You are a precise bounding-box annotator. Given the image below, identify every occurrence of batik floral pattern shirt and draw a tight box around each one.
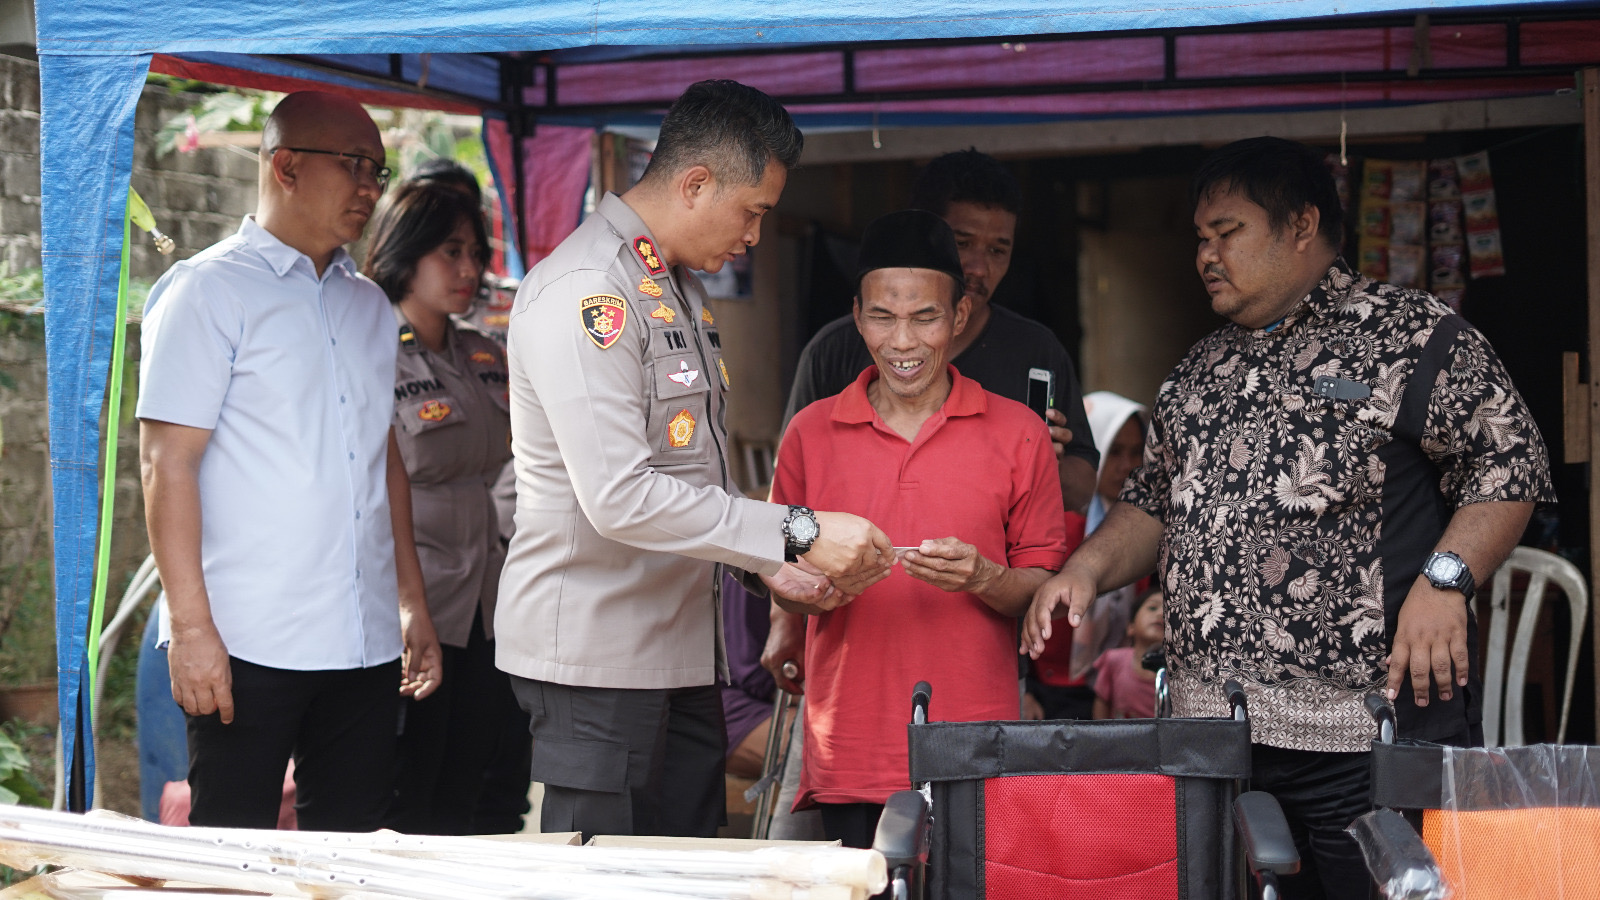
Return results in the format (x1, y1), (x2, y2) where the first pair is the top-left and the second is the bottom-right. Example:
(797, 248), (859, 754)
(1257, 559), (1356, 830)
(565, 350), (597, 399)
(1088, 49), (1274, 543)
(1123, 258), (1553, 751)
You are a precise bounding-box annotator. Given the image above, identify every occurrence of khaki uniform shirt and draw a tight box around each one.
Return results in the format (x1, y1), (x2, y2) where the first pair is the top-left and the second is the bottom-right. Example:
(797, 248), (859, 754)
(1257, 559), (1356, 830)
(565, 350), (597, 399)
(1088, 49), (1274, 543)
(498, 193), (787, 689)
(392, 311), (512, 647)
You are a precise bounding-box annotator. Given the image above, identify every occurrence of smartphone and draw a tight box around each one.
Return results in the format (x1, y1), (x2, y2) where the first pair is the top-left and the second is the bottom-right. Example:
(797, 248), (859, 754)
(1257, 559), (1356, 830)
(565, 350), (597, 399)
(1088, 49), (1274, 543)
(1026, 367), (1055, 421)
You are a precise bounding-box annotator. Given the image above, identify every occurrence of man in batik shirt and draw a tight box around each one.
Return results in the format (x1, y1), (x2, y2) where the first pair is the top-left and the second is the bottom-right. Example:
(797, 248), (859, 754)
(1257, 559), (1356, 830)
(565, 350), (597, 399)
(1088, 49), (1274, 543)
(1024, 136), (1552, 900)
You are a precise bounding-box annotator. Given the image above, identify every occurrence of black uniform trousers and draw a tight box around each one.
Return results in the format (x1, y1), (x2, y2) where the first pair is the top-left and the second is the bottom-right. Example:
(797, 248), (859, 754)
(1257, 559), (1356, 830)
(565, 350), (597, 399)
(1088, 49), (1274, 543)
(388, 608), (512, 835)
(510, 676), (726, 840)
(186, 656), (399, 831)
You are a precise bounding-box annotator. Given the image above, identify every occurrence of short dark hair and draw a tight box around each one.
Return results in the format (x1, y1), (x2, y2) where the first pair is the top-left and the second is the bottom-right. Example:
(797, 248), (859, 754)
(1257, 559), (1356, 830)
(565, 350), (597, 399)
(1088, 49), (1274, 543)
(641, 80), (804, 189)
(909, 148), (1023, 218)
(1191, 137), (1343, 249)
(407, 158), (482, 204)
(363, 180), (490, 303)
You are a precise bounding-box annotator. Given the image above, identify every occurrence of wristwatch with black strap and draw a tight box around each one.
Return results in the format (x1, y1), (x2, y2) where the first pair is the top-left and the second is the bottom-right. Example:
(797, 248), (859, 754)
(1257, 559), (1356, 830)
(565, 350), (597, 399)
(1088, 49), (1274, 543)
(1422, 551), (1476, 603)
(782, 505), (819, 563)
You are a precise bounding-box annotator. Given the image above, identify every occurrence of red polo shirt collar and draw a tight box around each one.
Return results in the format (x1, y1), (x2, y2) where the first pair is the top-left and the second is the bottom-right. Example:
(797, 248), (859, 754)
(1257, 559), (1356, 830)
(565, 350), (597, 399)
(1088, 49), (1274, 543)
(831, 365), (987, 426)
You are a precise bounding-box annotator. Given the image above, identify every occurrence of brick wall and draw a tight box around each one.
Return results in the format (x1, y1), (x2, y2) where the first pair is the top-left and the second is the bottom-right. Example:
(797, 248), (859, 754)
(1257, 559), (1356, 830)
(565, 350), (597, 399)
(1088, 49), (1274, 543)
(1, 54), (259, 601)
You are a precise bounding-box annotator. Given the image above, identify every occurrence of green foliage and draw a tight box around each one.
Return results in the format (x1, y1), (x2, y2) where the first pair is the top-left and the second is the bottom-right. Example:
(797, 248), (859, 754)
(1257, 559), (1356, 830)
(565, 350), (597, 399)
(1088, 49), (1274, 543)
(0, 558), (55, 687)
(0, 262), (43, 306)
(154, 91), (277, 158)
(0, 263), (151, 334)
(145, 73), (231, 95)
(0, 723), (47, 808)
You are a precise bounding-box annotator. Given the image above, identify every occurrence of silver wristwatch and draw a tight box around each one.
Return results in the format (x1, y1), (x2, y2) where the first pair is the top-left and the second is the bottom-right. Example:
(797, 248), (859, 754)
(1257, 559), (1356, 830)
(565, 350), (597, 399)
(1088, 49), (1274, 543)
(1422, 551), (1476, 602)
(782, 506), (820, 563)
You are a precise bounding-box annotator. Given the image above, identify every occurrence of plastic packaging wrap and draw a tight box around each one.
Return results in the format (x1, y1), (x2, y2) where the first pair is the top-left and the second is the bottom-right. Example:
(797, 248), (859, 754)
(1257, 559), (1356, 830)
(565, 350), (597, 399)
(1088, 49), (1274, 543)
(1347, 808), (1450, 900)
(1429, 744), (1600, 897)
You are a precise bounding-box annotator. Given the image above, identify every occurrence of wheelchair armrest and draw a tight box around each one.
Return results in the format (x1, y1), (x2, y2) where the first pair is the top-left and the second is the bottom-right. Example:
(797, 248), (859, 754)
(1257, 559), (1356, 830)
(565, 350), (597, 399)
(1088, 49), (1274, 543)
(1346, 808), (1448, 900)
(1234, 791), (1300, 876)
(873, 789), (931, 870)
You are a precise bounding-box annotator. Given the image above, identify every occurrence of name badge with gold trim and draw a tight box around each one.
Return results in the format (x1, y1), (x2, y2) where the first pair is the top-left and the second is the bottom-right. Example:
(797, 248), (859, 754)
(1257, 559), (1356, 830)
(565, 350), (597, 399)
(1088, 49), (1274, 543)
(666, 409), (697, 448)
(634, 236), (667, 276)
(580, 294), (628, 349)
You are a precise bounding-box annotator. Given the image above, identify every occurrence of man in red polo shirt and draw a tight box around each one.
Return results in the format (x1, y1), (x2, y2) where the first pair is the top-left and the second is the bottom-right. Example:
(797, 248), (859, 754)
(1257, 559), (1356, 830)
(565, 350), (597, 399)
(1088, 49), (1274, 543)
(770, 209), (1069, 848)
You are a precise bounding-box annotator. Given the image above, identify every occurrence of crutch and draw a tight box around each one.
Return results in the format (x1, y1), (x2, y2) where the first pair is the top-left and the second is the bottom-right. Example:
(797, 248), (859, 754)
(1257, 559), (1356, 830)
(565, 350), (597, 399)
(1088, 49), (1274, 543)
(747, 660), (801, 839)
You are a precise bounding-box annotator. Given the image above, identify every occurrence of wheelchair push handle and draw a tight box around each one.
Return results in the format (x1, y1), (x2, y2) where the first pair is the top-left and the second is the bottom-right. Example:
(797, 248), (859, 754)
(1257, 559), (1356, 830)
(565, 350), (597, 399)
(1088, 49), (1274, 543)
(1364, 693), (1396, 745)
(1224, 679), (1248, 722)
(912, 681), (932, 726)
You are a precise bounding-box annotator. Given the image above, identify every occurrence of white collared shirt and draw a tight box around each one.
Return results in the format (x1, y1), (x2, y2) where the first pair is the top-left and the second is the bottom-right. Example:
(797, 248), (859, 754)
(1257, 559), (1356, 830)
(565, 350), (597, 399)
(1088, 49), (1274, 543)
(138, 216), (402, 670)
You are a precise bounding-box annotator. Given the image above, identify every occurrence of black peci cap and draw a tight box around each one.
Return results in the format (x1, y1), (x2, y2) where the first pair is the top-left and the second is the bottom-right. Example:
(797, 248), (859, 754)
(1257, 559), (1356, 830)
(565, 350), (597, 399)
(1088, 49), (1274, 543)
(855, 209), (964, 293)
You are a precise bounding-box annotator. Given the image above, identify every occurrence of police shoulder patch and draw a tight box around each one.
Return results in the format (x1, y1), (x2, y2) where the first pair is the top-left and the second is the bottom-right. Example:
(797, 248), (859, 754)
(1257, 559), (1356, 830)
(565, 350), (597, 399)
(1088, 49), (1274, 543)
(579, 294), (628, 349)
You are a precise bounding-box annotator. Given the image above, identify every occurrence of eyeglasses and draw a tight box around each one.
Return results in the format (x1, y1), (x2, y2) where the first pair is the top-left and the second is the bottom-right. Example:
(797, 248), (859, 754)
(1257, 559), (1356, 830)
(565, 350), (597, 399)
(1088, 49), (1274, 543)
(282, 147), (392, 191)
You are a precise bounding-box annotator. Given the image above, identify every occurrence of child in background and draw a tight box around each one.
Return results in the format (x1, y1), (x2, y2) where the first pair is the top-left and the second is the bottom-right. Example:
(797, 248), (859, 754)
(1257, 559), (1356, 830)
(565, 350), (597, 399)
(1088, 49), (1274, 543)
(1092, 589), (1164, 719)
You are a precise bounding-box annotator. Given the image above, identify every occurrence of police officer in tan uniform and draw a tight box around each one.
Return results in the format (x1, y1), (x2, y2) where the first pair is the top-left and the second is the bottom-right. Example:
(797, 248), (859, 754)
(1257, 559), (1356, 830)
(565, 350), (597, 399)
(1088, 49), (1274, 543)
(364, 181), (518, 834)
(499, 80), (894, 839)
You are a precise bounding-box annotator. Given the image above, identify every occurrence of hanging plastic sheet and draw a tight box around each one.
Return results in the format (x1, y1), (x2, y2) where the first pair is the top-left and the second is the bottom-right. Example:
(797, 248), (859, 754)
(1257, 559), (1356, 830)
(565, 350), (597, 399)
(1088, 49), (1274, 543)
(1431, 744), (1600, 897)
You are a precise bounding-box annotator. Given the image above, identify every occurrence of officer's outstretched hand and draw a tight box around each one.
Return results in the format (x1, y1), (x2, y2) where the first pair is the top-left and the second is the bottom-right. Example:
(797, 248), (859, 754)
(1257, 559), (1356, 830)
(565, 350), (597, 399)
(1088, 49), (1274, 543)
(762, 561), (852, 616)
(803, 511), (894, 586)
(1022, 565), (1097, 659)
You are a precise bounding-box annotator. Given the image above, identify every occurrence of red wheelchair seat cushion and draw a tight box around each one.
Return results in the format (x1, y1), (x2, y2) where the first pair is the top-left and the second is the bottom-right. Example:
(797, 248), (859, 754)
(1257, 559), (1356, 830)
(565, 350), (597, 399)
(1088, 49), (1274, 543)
(982, 772), (1178, 899)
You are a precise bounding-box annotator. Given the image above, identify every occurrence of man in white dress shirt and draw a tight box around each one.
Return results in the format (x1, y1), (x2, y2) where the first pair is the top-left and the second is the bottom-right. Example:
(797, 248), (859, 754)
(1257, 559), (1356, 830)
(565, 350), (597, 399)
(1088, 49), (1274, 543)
(137, 91), (442, 830)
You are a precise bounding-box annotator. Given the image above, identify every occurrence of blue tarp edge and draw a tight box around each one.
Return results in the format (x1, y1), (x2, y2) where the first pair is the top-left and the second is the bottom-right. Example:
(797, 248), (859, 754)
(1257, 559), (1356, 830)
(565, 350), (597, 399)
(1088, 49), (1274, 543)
(40, 51), (153, 808)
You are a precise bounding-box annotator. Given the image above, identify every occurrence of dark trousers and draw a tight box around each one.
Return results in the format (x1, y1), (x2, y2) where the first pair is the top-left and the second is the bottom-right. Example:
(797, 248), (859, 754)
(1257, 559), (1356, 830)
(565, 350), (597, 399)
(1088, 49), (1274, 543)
(510, 677), (726, 840)
(818, 802), (886, 849)
(471, 670), (534, 835)
(1249, 745), (1375, 900)
(186, 656), (399, 831)
(388, 611), (512, 835)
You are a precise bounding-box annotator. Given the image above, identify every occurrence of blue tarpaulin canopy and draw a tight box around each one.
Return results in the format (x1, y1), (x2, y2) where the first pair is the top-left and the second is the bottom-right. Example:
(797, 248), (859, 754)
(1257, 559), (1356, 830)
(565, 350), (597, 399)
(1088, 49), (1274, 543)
(32, 0), (1600, 807)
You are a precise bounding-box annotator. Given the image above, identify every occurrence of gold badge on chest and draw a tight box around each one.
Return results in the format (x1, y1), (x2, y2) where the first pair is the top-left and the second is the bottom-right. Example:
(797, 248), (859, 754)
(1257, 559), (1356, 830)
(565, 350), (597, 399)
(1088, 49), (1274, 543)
(667, 409), (697, 448)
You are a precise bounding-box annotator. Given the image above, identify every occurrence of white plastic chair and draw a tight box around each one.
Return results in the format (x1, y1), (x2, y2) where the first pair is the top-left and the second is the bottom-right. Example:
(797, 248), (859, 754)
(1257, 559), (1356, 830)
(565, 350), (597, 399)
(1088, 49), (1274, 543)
(1479, 546), (1589, 747)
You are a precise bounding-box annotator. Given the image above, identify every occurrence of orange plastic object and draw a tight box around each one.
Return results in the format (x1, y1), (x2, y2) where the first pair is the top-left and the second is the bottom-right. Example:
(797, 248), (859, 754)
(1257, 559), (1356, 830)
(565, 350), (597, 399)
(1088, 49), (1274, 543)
(1422, 806), (1600, 898)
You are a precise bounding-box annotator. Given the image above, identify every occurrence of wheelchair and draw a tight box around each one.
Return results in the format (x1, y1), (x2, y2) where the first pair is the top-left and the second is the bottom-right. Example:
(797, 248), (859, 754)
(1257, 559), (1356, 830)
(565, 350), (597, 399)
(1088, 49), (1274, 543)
(1351, 697), (1600, 899)
(873, 675), (1300, 900)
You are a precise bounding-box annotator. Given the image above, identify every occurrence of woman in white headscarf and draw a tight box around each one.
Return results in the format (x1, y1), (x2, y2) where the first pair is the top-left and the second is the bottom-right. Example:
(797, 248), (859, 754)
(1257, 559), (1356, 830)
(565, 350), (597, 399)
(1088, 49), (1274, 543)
(1025, 391), (1148, 718)
(1072, 391), (1149, 679)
